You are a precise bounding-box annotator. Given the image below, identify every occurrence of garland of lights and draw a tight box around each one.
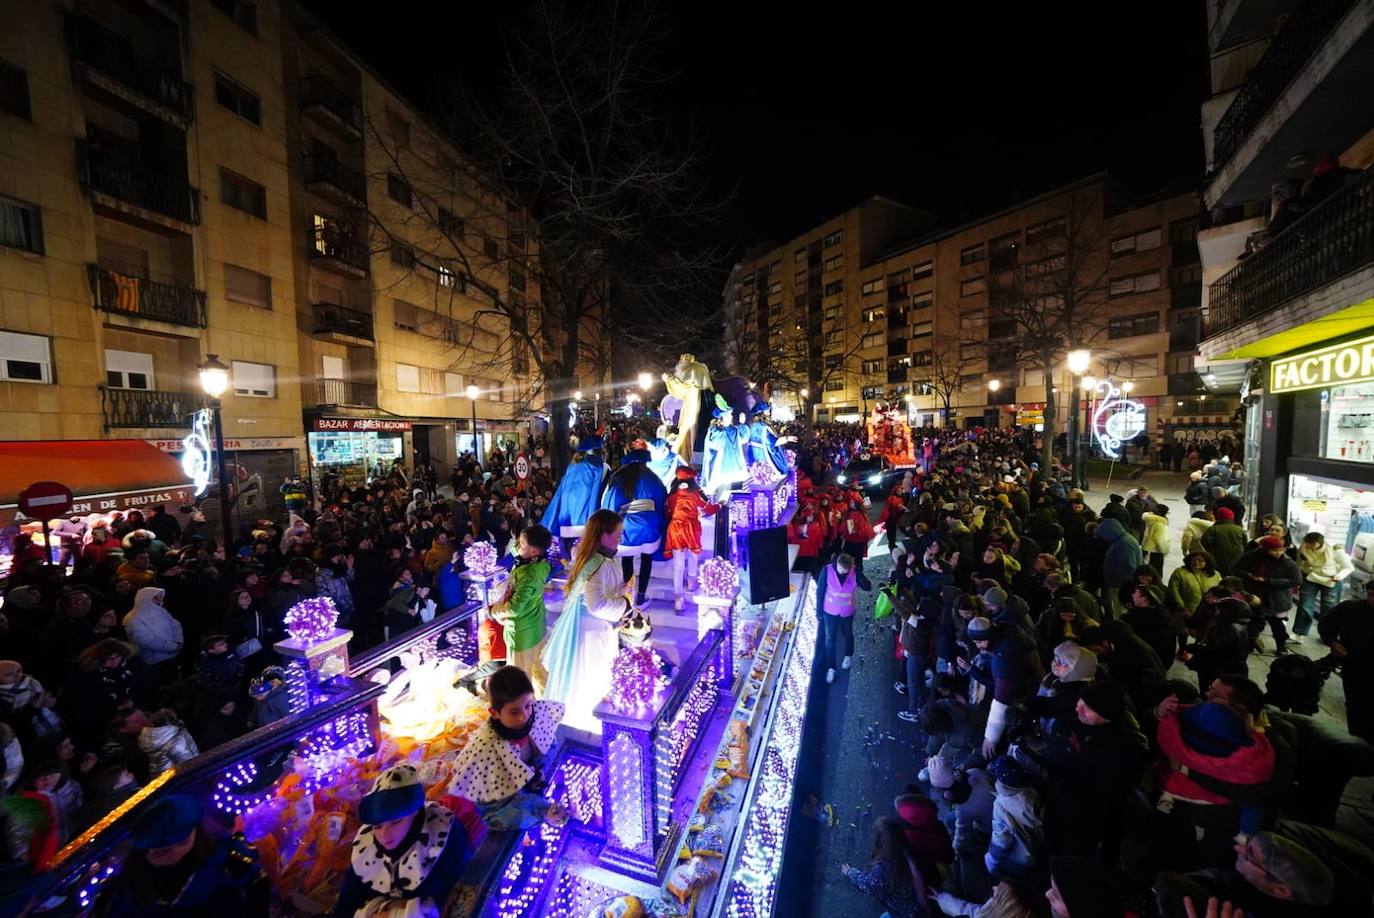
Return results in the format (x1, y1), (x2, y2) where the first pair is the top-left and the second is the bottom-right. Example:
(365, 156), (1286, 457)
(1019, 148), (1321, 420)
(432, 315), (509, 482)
(464, 540), (499, 576)
(747, 461), (777, 488)
(606, 646), (671, 716)
(212, 760), (276, 816)
(284, 595), (338, 644)
(700, 557), (741, 599)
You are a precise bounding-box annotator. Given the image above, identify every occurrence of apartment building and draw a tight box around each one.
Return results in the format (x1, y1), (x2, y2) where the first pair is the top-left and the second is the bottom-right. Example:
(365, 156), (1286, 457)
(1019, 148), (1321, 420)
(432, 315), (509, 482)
(725, 176), (1227, 444)
(1194, 0), (1374, 536)
(0, 0), (538, 529)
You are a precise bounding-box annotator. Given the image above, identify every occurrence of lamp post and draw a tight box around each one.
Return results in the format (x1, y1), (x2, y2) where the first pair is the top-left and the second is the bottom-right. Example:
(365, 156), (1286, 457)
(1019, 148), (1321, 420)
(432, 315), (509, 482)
(1066, 349), (1092, 489)
(1082, 376), (1096, 481)
(594, 391), (601, 426)
(197, 354), (234, 552)
(637, 372), (652, 392)
(466, 384), (481, 464)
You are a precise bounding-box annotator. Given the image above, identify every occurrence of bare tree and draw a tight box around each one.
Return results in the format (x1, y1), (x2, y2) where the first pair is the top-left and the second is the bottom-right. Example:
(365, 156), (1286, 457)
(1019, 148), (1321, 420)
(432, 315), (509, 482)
(910, 345), (977, 426)
(984, 188), (1114, 469)
(367, 0), (727, 472)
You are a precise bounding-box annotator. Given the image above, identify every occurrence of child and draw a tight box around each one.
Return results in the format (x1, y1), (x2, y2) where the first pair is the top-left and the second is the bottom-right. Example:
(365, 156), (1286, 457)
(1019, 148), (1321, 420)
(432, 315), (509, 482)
(663, 468), (719, 611)
(194, 634), (244, 694)
(491, 525), (554, 695)
(248, 666), (291, 727)
(138, 708), (200, 776)
(985, 755), (1043, 880)
(448, 666), (568, 831)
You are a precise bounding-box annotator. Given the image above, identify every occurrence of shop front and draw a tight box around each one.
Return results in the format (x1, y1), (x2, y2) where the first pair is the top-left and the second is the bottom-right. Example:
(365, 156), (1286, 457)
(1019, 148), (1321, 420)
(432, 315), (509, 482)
(308, 417), (410, 495)
(146, 435), (304, 533)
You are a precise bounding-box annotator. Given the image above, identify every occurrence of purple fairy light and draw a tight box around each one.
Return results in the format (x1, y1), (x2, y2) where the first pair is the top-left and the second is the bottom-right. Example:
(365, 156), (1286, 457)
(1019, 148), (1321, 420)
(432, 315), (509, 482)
(748, 461), (776, 487)
(464, 540), (499, 576)
(700, 557), (740, 599)
(284, 596), (337, 644)
(606, 646), (670, 715)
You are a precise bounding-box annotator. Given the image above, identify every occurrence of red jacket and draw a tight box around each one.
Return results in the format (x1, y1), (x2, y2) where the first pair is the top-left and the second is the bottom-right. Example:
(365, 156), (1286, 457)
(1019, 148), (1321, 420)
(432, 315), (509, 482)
(1155, 710), (1275, 805)
(788, 513), (827, 558)
(842, 510), (874, 544)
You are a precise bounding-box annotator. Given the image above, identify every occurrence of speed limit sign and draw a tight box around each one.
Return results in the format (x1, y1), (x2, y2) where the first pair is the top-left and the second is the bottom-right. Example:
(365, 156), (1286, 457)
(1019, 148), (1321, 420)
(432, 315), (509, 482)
(514, 453), (531, 481)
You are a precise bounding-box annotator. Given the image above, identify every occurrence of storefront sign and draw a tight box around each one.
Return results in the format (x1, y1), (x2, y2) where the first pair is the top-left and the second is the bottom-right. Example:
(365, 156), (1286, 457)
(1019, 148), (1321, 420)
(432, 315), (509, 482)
(147, 436), (305, 452)
(311, 418), (411, 432)
(1016, 408), (1044, 426)
(1270, 333), (1374, 394)
(1303, 499), (1328, 512)
(70, 486), (198, 515)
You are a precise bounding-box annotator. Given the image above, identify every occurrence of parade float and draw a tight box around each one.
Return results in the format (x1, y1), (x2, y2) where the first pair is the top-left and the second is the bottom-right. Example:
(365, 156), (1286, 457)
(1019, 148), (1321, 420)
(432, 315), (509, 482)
(865, 402), (916, 468)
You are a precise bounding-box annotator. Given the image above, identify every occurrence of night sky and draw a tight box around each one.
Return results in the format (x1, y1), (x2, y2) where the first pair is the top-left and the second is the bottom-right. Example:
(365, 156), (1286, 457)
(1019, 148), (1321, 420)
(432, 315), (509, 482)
(306, 1), (1209, 252)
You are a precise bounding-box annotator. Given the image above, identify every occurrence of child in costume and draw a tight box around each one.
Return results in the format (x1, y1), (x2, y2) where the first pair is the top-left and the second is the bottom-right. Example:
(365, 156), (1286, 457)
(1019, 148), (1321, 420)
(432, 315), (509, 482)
(491, 525), (554, 695)
(448, 666), (568, 831)
(701, 402), (749, 498)
(664, 468), (719, 611)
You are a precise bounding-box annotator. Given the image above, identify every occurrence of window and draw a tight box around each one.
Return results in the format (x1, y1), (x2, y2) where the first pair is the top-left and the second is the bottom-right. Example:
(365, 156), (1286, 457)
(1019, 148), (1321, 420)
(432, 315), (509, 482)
(823, 230), (843, 248)
(862, 386), (883, 400)
(396, 363), (421, 393)
(445, 372), (464, 397)
(387, 173), (413, 208)
(438, 208), (464, 238)
(1110, 227), (1162, 256)
(823, 304), (843, 322)
(824, 378), (844, 392)
(104, 350), (153, 390)
(0, 330), (51, 383)
(824, 255), (843, 272)
(794, 270), (807, 285)
(960, 311), (985, 335)
(386, 109), (411, 149)
(988, 317), (1017, 339)
(211, 0), (257, 34)
(911, 351), (933, 367)
(1169, 218), (1199, 244)
(0, 60), (31, 120)
(224, 263), (271, 307)
(394, 300), (418, 331)
(0, 195), (42, 254)
(825, 355), (843, 370)
(231, 360), (274, 397)
(1167, 352), (1196, 374)
(321, 355), (346, 380)
(861, 277), (884, 295)
(1107, 311), (1161, 339)
(219, 168), (266, 218)
(911, 320), (933, 339)
(910, 261), (933, 283)
(1109, 270), (1162, 297)
(742, 273), (755, 286)
(437, 264), (459, 288)
(862, 359), (885, 375)
(1173, 264), (1203, 286)
(823, 280), (843, 297)
(390, 240), (415, 269)
(769, 281), (782, 295)
(213, 72), (260, 125)
(960, 243), (984, 266)
(1025, 216), (1065, 244)
(961, 342), (985, 361)
(910, 293), (932, 313)
(861, 331), (883, 349)
(769, 260), (781, 275)
(862, 307), (885, 323)
(1118, 354), (1159, 377)
(960, 276), (986, 297)
(483, 235), (499, 260)
(1026, 253), (1065, 277)
(794, 248), (806, 263)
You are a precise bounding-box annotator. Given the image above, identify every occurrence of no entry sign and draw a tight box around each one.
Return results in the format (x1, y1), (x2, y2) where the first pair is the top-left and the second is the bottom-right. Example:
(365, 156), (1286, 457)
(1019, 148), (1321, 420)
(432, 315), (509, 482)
(18, 481), (74, 521)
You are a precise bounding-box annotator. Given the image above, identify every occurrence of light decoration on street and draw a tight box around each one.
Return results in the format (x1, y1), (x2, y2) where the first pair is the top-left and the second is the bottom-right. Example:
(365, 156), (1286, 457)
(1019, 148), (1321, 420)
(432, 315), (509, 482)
(700, 557), (741, 599)
(180, 408), (213, 497)
(1089, 380), (1146, 461)
(605, 645), (671, 716)
(607, 730), (646, 850)
(655, 660), (720, 828)
(464, 540), (499, 576)
(212, 760), (275, 816)
(295, 712), (374, 791)
(283, 596), (337, 644)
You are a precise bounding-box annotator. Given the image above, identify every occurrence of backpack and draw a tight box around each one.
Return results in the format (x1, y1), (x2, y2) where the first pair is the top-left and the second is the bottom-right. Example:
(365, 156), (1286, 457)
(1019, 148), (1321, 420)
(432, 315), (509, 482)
(1265, 653), (1340, 715)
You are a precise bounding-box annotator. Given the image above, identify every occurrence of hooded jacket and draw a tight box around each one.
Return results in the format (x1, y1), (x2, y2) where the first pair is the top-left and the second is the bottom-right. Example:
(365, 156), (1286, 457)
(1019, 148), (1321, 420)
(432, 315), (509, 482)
(600, 451), (668, 550)
(122, 588), (183, 666)
(1180, 517), (1213, 558)
(1140, 512), (1170, 554)
(1156, 709), (1275, 807)
(1234, 549), (1302, 616)
(138, 722), (200, 775)
(1168, 566), (1222, 616)
(987, 782), (1043, 875)
(1094, 519), (1142, 588)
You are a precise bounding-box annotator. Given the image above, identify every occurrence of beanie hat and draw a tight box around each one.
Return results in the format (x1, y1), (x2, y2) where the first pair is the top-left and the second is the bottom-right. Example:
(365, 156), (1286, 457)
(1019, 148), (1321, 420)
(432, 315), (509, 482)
(1258, 535), (1284, 550)
(130, 795), (202, 849)
(989, 755), (1027, 789)
(1051, 856), (1122, 918)
(359, 764), (427, 825)
(981, 586), (1008, 608)
(966, 616), (995, 641)
(1214, 507), (1235, 522)
(1053, 641), (1098, 683)
(925, 755), (956, 789)
(1179, 702), (1252, 757)
(1079, 678), (1125, 722)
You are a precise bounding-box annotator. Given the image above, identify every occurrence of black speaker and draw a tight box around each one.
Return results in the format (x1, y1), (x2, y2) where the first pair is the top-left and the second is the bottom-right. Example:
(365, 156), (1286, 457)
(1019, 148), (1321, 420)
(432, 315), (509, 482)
(743, 524), (790, 605)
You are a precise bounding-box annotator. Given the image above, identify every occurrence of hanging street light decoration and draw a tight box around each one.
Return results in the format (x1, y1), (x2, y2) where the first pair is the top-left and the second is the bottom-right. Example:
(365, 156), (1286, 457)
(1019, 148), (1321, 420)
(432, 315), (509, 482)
(1089, 380), (1146, 461)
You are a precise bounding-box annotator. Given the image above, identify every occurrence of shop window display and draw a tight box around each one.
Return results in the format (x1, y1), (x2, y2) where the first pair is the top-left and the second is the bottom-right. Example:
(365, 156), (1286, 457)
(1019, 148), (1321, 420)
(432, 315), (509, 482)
(1320, 382), (1374, 463)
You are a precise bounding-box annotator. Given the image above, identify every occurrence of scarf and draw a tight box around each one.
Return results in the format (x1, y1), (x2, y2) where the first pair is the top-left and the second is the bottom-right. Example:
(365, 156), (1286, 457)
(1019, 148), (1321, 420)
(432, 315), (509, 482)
(489, 707), (537, 743)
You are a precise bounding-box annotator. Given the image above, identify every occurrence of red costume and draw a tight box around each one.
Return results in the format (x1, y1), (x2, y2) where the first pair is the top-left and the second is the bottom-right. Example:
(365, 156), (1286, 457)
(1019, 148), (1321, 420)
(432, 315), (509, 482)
(664, 468), (718, 557)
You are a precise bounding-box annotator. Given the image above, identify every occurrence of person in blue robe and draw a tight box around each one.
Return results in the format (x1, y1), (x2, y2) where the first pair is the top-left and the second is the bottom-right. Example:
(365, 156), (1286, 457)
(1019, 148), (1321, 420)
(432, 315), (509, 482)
(541, 437), (607, 536)
(702, 405), (749, 498)
(742, 402), (790, 477)
(647, 429), (684, 489)
(600, 447), (667, 606)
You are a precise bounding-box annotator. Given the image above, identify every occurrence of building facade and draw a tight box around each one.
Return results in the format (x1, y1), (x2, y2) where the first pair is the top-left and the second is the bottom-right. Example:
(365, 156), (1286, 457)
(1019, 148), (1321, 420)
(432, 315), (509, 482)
(0, 0), (541, 531)
(1194, 0), (1374, 548)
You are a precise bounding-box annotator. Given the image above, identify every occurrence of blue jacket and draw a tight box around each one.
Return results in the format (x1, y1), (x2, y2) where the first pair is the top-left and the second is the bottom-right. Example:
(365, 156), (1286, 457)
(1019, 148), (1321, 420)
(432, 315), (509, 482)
(1095, 518), (1143, 588)
(601, 453), (667, 549)
(541, 455), (605, 532)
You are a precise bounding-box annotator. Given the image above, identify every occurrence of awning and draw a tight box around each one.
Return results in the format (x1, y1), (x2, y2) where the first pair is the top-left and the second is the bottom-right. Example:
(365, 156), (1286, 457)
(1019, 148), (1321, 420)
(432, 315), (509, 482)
(0, 440), (194, 519)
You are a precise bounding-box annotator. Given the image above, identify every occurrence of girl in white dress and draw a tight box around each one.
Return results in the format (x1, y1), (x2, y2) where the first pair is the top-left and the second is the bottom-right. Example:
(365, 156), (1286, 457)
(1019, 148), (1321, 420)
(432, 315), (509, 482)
(541, 509), (631, 732)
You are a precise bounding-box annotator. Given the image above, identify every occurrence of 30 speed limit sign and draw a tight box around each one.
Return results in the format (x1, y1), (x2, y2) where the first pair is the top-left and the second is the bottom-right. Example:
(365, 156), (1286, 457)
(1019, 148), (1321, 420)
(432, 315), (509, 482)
(514, 453), (531, 481)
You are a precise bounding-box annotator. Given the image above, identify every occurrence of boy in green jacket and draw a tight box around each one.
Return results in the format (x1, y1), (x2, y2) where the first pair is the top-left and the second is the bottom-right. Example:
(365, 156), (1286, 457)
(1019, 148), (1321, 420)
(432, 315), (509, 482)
(493, 524), (554, 695)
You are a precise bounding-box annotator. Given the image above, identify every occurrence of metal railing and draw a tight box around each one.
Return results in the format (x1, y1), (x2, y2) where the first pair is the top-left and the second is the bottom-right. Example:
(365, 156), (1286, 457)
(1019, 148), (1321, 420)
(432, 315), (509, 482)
(303, 153), (367, 202)
(303, 378), (378, 407)
(309, 223), (370, 274)
(300, 76), (362, 134)
(100, 387), (203, 428)
(76, 140), (200, 224)
(1207, 167), (1373, 336)
(312, 302), (374, 340)
(1212, 0), (1356, 169)
(64, 11), (194, 122)
(87, 263), (206, 327)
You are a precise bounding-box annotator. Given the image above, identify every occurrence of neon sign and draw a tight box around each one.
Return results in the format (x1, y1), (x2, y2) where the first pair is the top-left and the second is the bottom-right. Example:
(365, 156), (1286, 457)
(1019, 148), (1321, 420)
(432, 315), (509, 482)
(1090, 381), (1145, 461)
(181, 408), (213, 497)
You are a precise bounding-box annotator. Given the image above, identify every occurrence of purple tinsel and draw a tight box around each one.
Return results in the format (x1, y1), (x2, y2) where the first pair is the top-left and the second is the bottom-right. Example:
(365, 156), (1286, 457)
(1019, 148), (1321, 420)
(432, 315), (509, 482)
(699, 557), (740, 599)
(284, 596), (338, 644)
(548, 535), (563, 560)
(606, 645), (670, 715)
(748, 461), (777, 487)
(464, 540), (499, 576)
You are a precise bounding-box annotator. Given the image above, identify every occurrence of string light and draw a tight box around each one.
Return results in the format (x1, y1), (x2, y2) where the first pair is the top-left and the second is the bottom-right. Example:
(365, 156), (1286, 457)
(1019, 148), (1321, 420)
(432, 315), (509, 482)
(605, 646), (670, 716)
(212, 760), (275, 816)
(700, 557), (740, 599)
(607, 730), (646, 850)
(747, 461), (777, 488)
(464, 540), (499, 576)
(283, 595), (338, 644)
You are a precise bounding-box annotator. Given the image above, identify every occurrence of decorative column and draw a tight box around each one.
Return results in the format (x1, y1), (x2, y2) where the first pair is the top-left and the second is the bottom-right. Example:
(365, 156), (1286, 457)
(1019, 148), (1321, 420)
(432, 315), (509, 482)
(697, 557), (741, 692)
(459, 541), (503, 662)
(274, 596), (352, 713)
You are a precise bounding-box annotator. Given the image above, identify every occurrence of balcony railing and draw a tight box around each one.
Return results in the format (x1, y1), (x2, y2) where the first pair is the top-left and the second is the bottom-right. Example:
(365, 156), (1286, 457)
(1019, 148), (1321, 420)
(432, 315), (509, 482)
(300, 76), (362, 139)
(312, 303), (374, 340)
(76, 140), (200, 225)
(1207, 167), (1374, 337)
(303, 154), (366, 205)
(101, 387), (203, 429)
(87, 264), (206, 327)
(1212, 0), (1356, 169)
(64, 11), (194, 123)
(309, 224), (369, 276)
(303, 379), (377, 407)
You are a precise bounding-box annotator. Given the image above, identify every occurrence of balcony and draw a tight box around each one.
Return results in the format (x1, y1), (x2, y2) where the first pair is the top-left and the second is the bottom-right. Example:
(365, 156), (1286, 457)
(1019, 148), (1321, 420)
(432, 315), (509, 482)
(887, 284), (909, 305)
(300, 76), (363, 141)
(886, 310), (908, 329)
(76, 140), (200, 227)
(1209, 0), (1302, 53)
(87, 264), (206, 328)
(1207, 167), (1373, 337)
(1171, 239), (1201, 265)
(1206, 0), (1374, 207)
(887, 339), (909, 357)
(887, 368), (909, 385)
(64, 11), (194, 127)
(310, 223), (369, 277)
(101, 387), (202, 429)
(1171, 283), (1203, 310)
(989, 250), (1018, 273)
(304, 154), (366, 207)
(304, 378), (378, 408)
(312, 303), (374, 343)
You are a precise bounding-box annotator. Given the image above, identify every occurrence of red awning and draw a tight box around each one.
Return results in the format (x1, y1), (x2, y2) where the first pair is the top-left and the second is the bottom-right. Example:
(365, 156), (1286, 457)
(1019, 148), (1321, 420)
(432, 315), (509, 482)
(0, 440), (193, 517)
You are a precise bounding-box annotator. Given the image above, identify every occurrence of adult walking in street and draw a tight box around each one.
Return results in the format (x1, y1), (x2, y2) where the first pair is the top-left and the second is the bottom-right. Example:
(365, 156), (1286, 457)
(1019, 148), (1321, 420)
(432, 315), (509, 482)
(814, 551), (872, 685)
(1319, 579), (1374, 741)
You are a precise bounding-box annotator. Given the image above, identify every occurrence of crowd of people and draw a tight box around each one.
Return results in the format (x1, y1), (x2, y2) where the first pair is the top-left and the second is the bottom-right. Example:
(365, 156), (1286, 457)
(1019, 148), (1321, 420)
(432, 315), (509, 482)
(794, 423), (1374, 917)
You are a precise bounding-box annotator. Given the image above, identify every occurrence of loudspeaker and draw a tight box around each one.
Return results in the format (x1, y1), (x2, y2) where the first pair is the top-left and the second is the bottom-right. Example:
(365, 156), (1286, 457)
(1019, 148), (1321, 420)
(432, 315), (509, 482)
(743, 524), (790, 605)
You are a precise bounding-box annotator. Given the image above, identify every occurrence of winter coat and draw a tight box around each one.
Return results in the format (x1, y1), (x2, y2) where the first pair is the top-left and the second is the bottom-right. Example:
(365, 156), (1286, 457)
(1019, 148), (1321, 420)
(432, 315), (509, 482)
(1094, 519), (1142, 588)
(1058, 506), (1095, 558)
(139, 723), (200, 775)
(1200, 521), (1247, 576)
(787, 513), (827, 559)
(1045, 715), (1147, 853)
(1168, 566), (1221, 616)
(1297, 542), (1355, 588)
(986, 783), (1043, 876)
(252, 685), (292, 727)
(1234, 549), (1302, 616)
(1189, 598), (1252, 680)
(1156, 710), (1275, 808)
(1095, 620), (1166, 697)
(1184, 480), (1211, 506)
(1141, 512), (1170, 554)
(314, 566), (356, 626)
(1053, 583), (1102, 622)
(1123, 602), (1176, 669)
(122, 588), (183, 665)
(1180, 517), (1213, 557)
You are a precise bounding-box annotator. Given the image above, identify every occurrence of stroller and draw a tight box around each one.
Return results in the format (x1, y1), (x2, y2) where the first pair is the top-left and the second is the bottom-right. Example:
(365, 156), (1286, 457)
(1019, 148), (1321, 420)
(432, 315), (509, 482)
(1265, 653), (1341, 715)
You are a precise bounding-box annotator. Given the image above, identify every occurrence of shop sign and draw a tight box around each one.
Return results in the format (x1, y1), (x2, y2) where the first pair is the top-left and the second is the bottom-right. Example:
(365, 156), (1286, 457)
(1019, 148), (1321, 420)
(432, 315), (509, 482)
(147, 436), (304, 452)
(311, 418), (411, 432)
(1016, 408), (1044, 426)
(1270, 333), (1374, 394)
(1303, 499), (1328, 512)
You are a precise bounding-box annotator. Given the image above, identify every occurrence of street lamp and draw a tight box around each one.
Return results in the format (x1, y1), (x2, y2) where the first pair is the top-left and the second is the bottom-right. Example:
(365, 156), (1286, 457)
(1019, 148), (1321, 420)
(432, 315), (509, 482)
(573, 389), (583, 401)
(1065, 349), (1092, 489)
(197, 354), (234, 552)
(637, 372), (652, 391)
(1122, 380), (1135, 393)
(594, 391), (601, 426)
(988, 379), (1001, 392)
(466, 383), (481, 463)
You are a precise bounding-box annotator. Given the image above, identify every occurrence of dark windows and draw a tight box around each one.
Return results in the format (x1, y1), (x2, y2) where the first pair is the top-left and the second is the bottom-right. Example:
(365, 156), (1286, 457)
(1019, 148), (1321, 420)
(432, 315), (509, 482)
(823, 280), (843, 297)
(0, 195), (42, 253)
(438, 208), (464, 238)
(1107, 311), (1161, 339)
(214, 72), (260, 125)
(1025, 216), (1065, 244)
(386, 173), (413, 208)
(219, 168), (266, 218)
(224, 263), (271, 307)
(0, 59), (30, 120)
(211, 0), (257, 34)
(959, 243), (984, 266)
(390, 240), (415, 269)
